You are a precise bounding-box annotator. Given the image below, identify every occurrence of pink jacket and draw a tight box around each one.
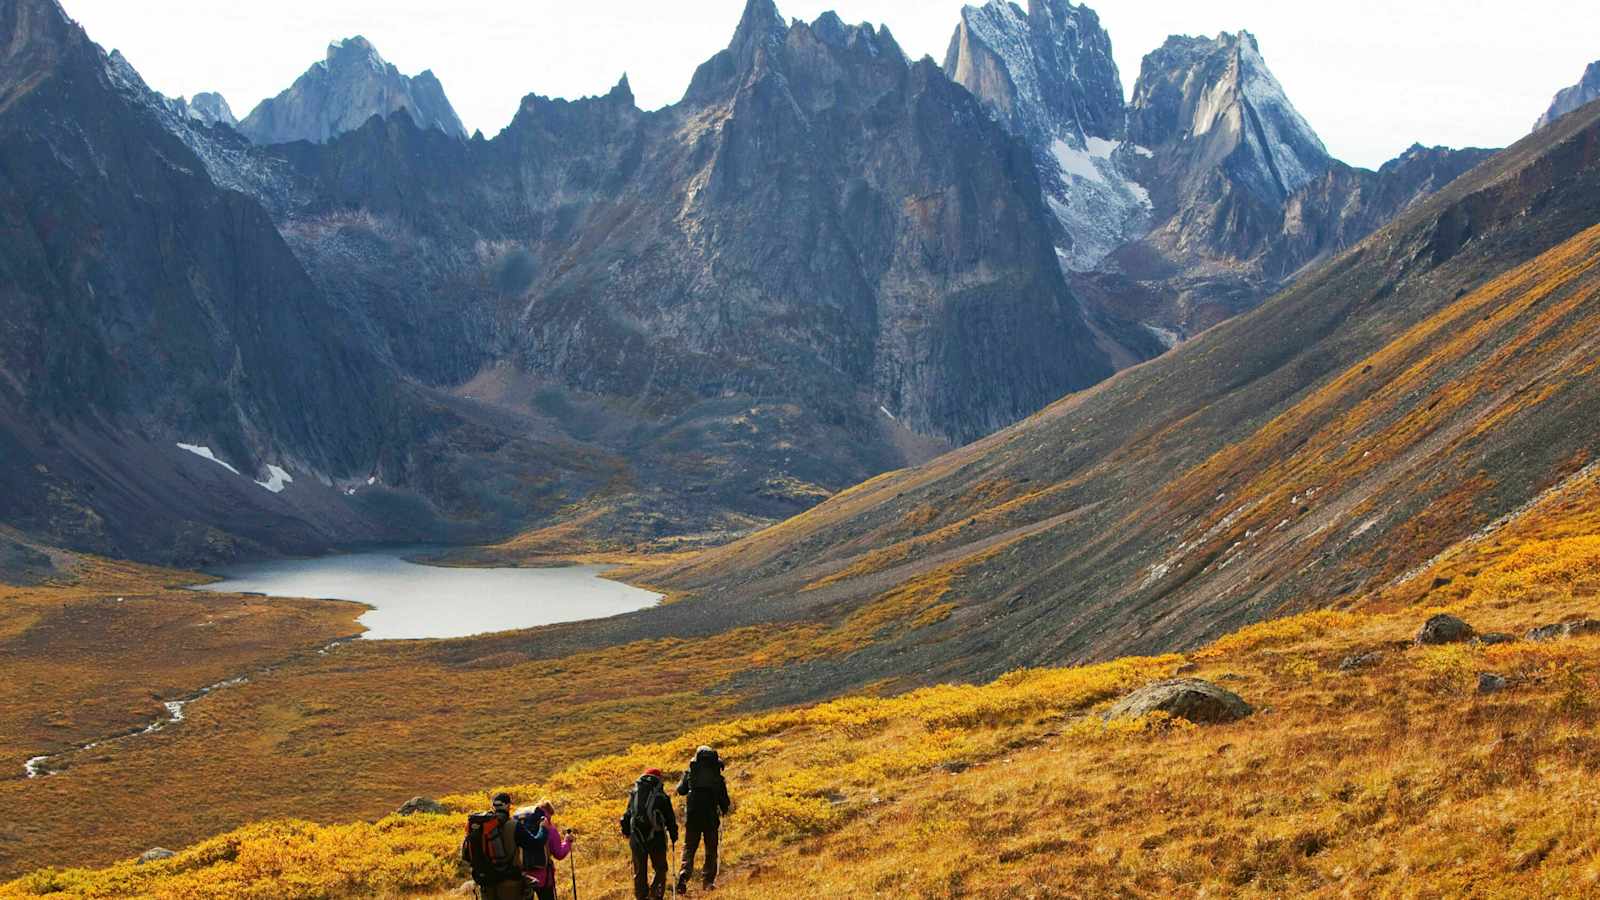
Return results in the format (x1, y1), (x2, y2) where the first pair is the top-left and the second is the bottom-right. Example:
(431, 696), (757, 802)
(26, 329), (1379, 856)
(546, 824), (572, 862)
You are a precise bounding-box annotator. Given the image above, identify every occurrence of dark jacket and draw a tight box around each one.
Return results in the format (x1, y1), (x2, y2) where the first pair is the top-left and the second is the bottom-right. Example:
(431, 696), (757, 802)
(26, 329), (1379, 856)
(619, 776), (678, 847)
(514, 811), (572, 886)
(676, 750), (732, 827)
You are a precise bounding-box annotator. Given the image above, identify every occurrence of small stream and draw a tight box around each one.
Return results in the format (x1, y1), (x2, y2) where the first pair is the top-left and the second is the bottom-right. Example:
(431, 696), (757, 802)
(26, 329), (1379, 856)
(23, 552), (661, 779)
(24, 675), (249, 778)
(21, 644), (343, 779)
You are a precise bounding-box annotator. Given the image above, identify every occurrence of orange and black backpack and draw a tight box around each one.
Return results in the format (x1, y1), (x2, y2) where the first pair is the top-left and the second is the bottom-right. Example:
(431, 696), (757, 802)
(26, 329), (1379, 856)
(462, 811), (518, 886)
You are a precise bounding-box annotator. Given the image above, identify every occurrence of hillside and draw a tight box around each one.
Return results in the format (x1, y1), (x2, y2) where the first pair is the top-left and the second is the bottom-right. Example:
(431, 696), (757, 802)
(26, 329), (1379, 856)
(643, 95), (1600, 701)
(8, 459), (1600, 897)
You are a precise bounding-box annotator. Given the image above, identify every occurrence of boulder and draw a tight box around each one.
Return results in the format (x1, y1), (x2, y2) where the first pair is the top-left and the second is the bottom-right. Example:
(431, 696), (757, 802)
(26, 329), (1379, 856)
(449, 880), (478, 896)
(396, 796), (448, 816)
(1475, 632), (1516, 646)
(1526, 619), (1600, 642)
(137, 848), (175, 865)
(1338, 650), (1385, 672)
(1477, 673), (1509, 695)
(1103, 679), (1253, 725)
(1416, 614), (1475, 645)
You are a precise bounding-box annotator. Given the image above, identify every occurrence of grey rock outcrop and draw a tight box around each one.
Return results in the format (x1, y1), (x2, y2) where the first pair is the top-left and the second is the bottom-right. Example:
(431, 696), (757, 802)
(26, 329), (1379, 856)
(1526, 620), (1600, 642)
(1338, 650), (1385, 672)
(397, 796), (448, 816)
(1477, 673), (1508, 695)
(1103, 678), (1253, 724)
(137, 848), (175, 864)
(239, 36), (466, 144)
(1416, 614), (1475, 645)
(1534, 60), (1600, 131)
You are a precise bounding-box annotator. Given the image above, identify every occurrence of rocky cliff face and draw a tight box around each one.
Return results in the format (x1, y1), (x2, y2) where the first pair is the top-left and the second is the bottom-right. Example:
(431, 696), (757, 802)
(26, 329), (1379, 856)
(1130, 31), (1330, 208)
(238, 36), (466, 145)
(1534, 60), (1600, 131)
(944, 0), (1148, 272)
(286, 0), (1111, 438)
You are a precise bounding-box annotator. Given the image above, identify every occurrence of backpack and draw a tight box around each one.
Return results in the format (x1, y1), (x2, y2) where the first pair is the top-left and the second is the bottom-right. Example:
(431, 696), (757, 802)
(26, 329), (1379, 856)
(462, 811), (518, 885)
(627, 774), (667, 842)
(515, 811), (552, 886)
(689, 749), (723, 792)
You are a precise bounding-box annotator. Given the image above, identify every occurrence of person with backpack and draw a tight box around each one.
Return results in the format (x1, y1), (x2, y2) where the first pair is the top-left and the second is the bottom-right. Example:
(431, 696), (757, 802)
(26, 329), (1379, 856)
(513, 800), (575, 900)
(675, 746), (732, 894)
(619, 768), (678, 900)
(462, 792), (523, 899)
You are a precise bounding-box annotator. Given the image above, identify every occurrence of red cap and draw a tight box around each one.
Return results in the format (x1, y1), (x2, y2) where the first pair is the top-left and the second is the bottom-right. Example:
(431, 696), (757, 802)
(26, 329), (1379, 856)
(644, 768), (663, 778)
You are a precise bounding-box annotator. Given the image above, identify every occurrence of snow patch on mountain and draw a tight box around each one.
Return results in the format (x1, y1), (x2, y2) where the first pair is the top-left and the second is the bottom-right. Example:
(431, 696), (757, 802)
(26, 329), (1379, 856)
(256, 465), (294, 493)
(1044, 135), (1151, 270)
(177, 443), (240, 476)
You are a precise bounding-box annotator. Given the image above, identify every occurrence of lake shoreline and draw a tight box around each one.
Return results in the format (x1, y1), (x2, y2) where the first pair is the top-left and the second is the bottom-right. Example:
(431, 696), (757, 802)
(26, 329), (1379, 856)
(191, 549), (664, 641)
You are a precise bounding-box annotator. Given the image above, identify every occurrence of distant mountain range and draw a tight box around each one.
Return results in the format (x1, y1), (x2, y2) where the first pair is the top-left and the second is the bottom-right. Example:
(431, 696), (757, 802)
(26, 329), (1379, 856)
(0, 0), (1577, 568)
(945, 1), (1495, 338)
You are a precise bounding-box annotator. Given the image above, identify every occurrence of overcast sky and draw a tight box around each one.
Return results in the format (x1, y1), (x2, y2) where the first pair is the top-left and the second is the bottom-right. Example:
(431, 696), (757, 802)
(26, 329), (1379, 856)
(59, 0), (1599, 169)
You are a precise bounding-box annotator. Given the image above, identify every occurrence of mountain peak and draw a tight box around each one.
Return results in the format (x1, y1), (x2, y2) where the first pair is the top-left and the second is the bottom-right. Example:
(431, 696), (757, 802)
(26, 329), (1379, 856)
(947, 0), (1124, 144)
(1131, 29), (1328, 199)
(185, 91), (237, 128)
(731, 0), (787, 65)
(608, 72), (634, 105)
(240, 35), (465, 144)
(1533, 59), (1600, 131)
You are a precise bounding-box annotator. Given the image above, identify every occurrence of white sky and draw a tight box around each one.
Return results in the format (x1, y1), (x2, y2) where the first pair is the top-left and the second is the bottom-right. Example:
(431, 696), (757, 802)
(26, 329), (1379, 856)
(59, 0), (1600, 169)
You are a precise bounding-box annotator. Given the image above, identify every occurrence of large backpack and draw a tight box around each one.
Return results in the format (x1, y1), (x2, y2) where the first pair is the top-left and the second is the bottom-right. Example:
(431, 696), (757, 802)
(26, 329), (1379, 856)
(462, 811), (518, 885)
(689, 749), (723, 792)
(627, 774), (668, 842)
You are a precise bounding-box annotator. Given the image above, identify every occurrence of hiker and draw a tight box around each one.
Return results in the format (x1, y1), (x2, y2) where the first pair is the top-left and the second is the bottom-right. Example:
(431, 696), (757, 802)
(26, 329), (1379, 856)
(619, 768), (678, 900)
(675, 745), (732, 894)
(514, 800), (575, 900)
(463, 792), (523, 899)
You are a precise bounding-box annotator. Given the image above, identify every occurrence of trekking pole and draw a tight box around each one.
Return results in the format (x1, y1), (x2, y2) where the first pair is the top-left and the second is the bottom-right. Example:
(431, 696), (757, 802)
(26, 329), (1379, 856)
(670, 836), (677, 900)
(569, 844), (579, 900)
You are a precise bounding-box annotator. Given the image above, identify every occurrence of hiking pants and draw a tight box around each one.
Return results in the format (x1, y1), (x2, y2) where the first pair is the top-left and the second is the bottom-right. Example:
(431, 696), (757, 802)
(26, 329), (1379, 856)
(631, 839), (669, 900)
(678, 820), (720, 887)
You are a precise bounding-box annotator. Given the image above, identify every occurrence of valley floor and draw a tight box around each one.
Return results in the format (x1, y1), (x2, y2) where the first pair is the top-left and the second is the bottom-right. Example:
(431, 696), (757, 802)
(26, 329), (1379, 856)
(6, 466), (1600, 898)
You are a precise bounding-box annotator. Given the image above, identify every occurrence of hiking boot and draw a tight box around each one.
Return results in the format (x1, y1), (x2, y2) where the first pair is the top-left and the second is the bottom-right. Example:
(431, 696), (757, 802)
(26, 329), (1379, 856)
(675, 877), (690, 895)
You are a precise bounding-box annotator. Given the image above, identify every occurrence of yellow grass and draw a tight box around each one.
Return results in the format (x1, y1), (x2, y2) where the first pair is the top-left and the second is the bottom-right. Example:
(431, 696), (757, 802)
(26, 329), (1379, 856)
(11, 474), (1600, 898)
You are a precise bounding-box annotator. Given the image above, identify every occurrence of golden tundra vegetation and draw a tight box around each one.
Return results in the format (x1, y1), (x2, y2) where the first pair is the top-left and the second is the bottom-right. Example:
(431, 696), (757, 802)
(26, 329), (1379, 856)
(6, 459), (1600, 898)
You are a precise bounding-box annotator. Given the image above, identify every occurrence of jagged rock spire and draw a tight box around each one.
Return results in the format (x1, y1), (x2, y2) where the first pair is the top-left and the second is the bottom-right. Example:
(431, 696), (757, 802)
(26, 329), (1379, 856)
(730, 0), (786, 66)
